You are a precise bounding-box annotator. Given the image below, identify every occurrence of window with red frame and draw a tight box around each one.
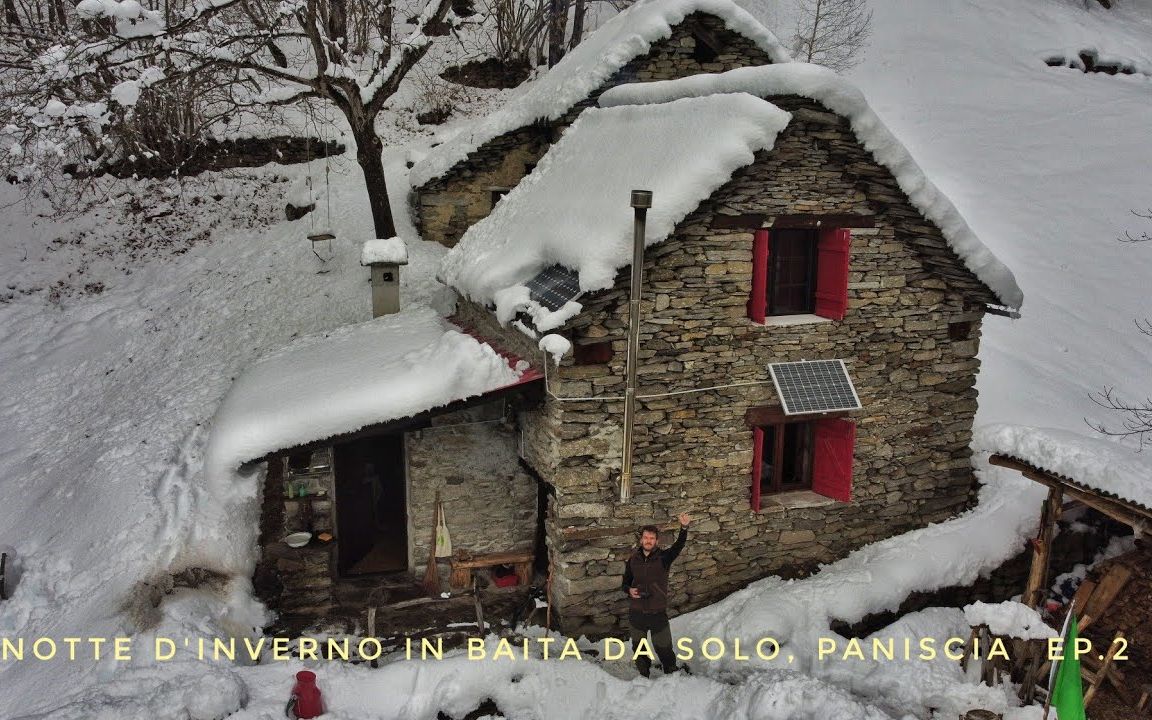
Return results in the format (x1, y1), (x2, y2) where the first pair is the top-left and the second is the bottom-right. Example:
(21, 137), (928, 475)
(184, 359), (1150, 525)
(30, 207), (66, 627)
(747, 227), (851, 322)
(751, 417), (855, 511)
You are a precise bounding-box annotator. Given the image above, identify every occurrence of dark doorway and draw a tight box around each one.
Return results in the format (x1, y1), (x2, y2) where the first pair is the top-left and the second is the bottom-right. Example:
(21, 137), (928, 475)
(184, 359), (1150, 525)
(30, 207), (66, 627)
(334, 434), (408, 575)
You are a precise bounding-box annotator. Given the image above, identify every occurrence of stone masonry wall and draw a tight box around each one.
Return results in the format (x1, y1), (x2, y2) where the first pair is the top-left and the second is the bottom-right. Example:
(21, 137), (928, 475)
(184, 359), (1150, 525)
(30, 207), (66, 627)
(415, 13), (776, 247)
(405, 404), (539, 578)
(458, 98), (1002, 635)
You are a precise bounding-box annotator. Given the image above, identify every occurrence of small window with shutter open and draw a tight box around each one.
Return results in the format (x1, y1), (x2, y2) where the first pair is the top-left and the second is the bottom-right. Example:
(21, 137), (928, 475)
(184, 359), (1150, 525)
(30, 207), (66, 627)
(747, 227), (852, 323)
(751, 418), (855, 511)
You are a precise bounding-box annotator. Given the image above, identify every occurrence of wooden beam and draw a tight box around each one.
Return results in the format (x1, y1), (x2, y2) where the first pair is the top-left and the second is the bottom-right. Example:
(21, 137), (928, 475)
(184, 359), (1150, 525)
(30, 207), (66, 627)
(1023, 485), (1062, 609)
(711, 213), (878, 230)
(744, 405), (855, 427)
(988, 455), (1152, 527)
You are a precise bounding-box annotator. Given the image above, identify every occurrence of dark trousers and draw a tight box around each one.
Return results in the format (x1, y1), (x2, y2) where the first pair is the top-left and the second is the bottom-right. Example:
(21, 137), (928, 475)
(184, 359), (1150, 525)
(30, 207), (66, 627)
(628, 610), (677, 676)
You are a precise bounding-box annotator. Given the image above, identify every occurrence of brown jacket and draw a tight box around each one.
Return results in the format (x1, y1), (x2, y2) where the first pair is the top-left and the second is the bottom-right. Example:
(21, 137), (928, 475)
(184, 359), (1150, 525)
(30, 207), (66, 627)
(621, 527), (687, 613)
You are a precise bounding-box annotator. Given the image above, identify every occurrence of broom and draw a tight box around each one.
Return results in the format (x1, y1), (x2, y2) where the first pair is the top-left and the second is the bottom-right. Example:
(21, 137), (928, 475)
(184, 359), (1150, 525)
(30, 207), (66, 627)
(421, 490), (442, 596)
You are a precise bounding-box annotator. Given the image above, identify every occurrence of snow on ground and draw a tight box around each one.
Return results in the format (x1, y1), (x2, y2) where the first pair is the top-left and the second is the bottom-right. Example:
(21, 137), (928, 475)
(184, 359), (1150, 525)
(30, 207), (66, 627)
(0, 147), (452, 715)
(832, 0), (1152, 435)
(2, 0), (1152, 717)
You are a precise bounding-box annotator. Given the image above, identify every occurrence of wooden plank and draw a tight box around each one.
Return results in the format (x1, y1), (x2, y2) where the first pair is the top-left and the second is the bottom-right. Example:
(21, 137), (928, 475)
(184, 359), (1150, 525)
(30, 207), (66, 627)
(772, 214), (877, 229)
(710, 214), (878, 230)
(452, 551), (534, 569)
(1082, 565), (1132, 629)
(1023, 485), (1062, 608)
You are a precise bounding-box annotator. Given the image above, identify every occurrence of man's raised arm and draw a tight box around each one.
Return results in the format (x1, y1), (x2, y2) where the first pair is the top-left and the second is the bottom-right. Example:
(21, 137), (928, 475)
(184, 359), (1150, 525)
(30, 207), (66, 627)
(663, 513), (691, 567)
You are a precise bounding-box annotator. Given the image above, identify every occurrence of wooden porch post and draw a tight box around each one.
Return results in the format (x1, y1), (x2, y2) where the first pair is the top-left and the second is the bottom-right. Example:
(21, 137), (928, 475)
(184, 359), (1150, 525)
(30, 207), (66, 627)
(1023, 486), (1063, 608)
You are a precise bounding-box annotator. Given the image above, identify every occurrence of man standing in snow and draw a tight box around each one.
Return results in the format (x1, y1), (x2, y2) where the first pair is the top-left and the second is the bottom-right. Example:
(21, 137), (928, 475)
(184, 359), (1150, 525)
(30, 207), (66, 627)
(621, 512), (691, 677)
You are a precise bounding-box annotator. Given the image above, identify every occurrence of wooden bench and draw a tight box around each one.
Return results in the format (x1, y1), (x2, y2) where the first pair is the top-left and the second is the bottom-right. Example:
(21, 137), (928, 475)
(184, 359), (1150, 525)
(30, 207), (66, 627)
(450, 550), (533, 590)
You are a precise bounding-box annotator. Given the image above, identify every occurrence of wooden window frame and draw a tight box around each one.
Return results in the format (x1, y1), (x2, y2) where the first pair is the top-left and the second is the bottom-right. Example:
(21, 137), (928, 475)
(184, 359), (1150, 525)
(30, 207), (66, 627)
(747, 226), (852, 323)
(756, 421), (815, 495)
(767, 228), (819, 316)
(747, 407), (856, 510)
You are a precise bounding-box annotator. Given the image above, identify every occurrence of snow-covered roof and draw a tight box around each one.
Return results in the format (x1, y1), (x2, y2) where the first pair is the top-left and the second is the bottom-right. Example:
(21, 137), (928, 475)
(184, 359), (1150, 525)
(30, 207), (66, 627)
(361, 237), (408, 265)
(408, 0), (791, 188)
(598, 64), (1024, 309)
(203, 306), (533, 480)
(439, 93), (792, 324)
(975, 423), (1152, 513)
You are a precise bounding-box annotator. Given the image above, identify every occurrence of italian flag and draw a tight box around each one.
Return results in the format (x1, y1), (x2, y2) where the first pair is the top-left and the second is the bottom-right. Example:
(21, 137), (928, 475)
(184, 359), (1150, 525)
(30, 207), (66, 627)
(1048, 608), (1086, 720)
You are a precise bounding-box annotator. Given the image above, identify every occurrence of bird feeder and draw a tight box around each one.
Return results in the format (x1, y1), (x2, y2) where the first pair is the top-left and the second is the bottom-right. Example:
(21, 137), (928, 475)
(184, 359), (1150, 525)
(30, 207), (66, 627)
(361, 237), (408, 317)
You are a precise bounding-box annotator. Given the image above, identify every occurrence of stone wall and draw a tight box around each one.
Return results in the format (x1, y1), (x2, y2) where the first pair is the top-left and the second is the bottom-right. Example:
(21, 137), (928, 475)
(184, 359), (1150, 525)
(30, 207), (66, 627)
(255, 406), (540, 628)
(456, 98), (1004, 635)
(254, 451), (338, 626)
(414, 13), (776, 247)
(406, 403), (540, 577)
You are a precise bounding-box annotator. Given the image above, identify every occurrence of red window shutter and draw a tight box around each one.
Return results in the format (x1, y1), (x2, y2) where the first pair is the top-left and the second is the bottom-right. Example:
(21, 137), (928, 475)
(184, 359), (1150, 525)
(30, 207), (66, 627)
(811, 419), (855, 502)
(814, 228), (850, 320)
(747, 230), (770, 323)
(750, 427), (764, 511)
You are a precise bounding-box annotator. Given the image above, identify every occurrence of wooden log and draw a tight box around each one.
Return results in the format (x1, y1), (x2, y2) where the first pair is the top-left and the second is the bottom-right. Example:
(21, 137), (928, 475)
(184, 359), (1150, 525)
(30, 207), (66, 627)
(1023, 486), (1063, 608)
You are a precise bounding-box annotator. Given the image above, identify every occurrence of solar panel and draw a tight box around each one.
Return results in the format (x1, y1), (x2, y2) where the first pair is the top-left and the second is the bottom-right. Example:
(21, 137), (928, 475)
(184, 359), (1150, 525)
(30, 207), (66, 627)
(524, 264), (582, 311)
(768, 359), (862, 416)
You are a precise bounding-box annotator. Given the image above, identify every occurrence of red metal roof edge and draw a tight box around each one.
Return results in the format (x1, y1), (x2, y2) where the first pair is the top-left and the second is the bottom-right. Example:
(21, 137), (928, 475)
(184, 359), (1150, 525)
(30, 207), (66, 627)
(449, 320), (545, 387)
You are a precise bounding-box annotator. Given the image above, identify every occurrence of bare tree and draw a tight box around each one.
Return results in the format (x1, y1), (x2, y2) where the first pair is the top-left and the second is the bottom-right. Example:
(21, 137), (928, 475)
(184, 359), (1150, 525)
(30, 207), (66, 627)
(791, 0), (872, 72)
(546, 0), (570, 66)
(1088, 209), (1152, 445)
(489, 0), (548, 65)
(0, 0), (455, 238)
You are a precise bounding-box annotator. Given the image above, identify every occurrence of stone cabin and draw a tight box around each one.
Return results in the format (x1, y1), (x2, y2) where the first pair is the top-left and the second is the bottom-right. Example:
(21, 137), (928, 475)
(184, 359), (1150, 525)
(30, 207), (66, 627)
(408, 0), (791, 248)
(437, 64), (1023, 634)
(207, 306), (550, 634)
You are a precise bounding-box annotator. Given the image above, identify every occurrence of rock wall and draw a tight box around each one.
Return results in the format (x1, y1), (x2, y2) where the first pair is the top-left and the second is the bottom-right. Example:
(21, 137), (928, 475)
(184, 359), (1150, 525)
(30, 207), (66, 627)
(406, 404), (540, 577)
(254, 404), (540, 630)
(456, 98), (1002, 635)
(414, 13), (776, 247)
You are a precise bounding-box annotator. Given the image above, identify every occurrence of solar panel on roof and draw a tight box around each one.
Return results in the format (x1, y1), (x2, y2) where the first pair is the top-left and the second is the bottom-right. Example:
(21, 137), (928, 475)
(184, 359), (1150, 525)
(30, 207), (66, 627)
(768, 360), (862, 416)
(525, 264), (582, 311)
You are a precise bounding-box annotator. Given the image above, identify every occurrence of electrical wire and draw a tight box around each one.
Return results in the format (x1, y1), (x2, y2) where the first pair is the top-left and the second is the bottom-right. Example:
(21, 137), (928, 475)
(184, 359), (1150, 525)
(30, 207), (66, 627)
(540, 351), (774, 402)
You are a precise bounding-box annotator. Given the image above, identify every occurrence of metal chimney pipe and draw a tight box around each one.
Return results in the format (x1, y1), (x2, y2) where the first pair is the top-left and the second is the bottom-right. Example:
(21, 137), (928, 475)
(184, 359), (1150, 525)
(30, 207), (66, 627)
(620, 189), (652, 504)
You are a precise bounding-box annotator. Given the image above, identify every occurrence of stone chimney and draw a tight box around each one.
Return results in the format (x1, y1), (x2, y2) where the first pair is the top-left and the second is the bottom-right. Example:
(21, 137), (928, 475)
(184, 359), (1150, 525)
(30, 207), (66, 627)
(361, 237), (408, 317)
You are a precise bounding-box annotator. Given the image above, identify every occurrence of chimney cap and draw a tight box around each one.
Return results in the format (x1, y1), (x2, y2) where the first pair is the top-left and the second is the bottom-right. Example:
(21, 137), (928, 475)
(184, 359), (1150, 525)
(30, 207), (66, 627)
(630, 190), (653, 209)
(361, 237), (409, 267)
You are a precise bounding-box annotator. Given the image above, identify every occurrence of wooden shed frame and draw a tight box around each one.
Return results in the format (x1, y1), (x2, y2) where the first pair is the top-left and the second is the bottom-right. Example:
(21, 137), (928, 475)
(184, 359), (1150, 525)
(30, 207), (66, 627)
(988, 454), (1152, 608)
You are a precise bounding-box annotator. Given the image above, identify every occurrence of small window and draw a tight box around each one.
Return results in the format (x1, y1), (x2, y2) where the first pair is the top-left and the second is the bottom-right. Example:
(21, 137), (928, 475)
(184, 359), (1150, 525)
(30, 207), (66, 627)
(757, 422), (815, 494)
(769, 229), (818, 315)
(948, 321), (973, 341)
(692, 36), (719, 64)
(751, 418), (855, 510)
(490, 188), (511, 209)
(573, 341), (613, 365)
(747, 227), (851, 322)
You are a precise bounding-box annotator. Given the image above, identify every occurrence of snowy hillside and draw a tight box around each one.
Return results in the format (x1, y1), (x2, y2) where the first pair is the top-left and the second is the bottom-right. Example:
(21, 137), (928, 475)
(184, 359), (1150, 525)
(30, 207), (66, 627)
(1, 0), (1151, 717)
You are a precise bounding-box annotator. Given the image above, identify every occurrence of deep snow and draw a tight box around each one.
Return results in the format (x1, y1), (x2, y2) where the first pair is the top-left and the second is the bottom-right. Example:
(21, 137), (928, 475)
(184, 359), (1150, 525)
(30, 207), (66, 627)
(1, 0), (1151, 717)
